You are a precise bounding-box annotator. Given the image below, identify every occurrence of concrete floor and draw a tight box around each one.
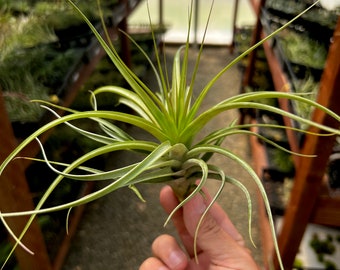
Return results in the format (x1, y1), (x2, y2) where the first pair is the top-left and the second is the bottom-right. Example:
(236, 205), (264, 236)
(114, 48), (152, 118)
(62, 46), (264, 269)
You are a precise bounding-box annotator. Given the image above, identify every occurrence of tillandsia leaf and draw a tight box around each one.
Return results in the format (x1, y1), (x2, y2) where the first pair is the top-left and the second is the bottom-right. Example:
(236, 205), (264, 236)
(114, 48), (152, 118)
(186, 0), (321, 125)
(189, 163), (254, 246)
(165, 158), (209, 224)
(210, 169), (254, 247)
(0, 141), (175, 267)
(199, 119), (238, 162)
(2, 141), (174, 218)
(91, 86), (158, 123)
(199, 128), (316, 158)
(188, 144), (284, 268)
(66, 0), (172, 128)
(182, 0), (215, 126)
(41, 105), (122, 145)
(15, 157), (105, 176)
(19, 156), (178, 185)
(192, 174), (254, 263)
(118, 28), (165, 98)
(199, 137), (225, 162)
(128, 184), (146, 202)
(193, 173), (226, 263)
(0, 212), (34, 256)
(0, 140), (173, 269)
(0, 212), (33, 270)
(66, 208), (73, 235)
(192, 163), (255, 252)
(182, 93), (340, 145)
(199, 122), (335, 147)
(53, 93), (135, 142)
(36, 138), (163, 182)
(0, 110), (167, 176)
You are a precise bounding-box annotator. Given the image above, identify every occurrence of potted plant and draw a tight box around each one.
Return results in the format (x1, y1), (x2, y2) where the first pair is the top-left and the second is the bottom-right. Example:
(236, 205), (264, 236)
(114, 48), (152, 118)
(0, 0), (339, 269)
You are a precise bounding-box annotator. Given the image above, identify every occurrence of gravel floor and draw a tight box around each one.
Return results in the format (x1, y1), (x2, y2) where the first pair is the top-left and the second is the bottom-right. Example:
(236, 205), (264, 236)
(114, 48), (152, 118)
(62, 46), (264, 270)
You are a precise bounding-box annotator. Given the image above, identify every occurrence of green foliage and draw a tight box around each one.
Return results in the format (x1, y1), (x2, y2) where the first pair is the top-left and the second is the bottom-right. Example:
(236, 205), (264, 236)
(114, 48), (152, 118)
(278, 29), (328, 69)
(266, 0), (338, 29)
(0, 45), (83, 122)
(310, 233), (338, 270)
(292, 74), (320, 129)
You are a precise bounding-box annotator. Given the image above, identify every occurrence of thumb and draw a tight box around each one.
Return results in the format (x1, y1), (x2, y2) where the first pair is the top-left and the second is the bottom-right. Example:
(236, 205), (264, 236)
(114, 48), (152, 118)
(182, 193), (248, 267)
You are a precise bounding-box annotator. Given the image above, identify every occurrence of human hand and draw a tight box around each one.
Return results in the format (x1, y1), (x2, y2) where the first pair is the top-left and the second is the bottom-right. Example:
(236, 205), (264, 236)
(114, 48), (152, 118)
(139, 185), (259, 270)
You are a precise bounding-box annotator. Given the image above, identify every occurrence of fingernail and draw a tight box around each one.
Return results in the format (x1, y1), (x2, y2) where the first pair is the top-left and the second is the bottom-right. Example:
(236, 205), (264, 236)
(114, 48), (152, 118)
(168, 250), (186, 268)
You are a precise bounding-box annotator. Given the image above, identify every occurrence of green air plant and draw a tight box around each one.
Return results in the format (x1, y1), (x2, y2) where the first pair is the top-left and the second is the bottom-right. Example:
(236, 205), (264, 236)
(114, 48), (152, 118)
(0, 0), (339, 269)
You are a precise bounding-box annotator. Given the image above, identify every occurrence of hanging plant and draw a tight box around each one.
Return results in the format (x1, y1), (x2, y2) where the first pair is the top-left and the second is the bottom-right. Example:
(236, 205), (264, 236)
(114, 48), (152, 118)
(0, 1), (339, 269)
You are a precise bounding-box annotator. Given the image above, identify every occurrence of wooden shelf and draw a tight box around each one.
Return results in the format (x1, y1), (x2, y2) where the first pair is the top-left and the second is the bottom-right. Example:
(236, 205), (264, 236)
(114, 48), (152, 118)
(0, 1), (143, 269)
(261, 39), (300, 158)
(310, 183), (340, 226)
(243, 1), (340, 269)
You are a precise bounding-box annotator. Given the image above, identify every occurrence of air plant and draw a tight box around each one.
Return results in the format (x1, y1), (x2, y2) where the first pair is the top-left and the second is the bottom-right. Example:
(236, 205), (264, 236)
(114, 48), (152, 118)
(0, 0), (339, 269)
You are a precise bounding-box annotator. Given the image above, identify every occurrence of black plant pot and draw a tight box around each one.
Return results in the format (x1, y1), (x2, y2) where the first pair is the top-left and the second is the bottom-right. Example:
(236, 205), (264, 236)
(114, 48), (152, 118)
(328, 145), (340, 189)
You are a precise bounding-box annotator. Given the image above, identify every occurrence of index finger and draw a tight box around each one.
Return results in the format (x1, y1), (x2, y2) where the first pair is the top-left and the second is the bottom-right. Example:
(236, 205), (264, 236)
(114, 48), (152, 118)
(204, 193), (245, 246)
(161, 185), (245, 246)
(160, 185), (197, 256)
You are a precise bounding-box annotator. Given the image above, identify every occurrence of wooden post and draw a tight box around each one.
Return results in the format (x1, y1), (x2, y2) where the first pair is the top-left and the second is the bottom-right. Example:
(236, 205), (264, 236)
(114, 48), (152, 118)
(0, 92), (52, 270)
(242, 0), (266, 87)
(230, 0), (239, 53)
(118, 0), (132, 68)
(159, 0), (164, 28)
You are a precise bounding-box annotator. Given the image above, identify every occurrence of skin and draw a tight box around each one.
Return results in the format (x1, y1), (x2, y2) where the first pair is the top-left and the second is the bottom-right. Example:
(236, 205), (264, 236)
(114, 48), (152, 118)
(139, 185), (260, 270)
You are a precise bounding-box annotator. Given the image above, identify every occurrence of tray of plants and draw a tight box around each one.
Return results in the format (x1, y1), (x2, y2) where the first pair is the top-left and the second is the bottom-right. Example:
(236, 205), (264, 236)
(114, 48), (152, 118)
(0, 43), (88, 137)
(261, 168), (294, 216)
(328, 140), (340, 191)
(264, 0), (338, 41)
(275, 28), (327, 81)
(32, 0), (120, 48)
(0, 0), (129, 137)
(261, 8), (329, 82)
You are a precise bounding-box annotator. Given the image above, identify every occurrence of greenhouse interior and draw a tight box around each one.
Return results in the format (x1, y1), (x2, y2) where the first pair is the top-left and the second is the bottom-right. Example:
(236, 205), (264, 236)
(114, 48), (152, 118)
(0, 0), (340, 269)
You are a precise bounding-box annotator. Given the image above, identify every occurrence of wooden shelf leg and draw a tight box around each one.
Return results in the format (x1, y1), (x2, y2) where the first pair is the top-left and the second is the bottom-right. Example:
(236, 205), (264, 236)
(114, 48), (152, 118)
(242, 0), (266, 88)
(0, 93), (52, 270)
